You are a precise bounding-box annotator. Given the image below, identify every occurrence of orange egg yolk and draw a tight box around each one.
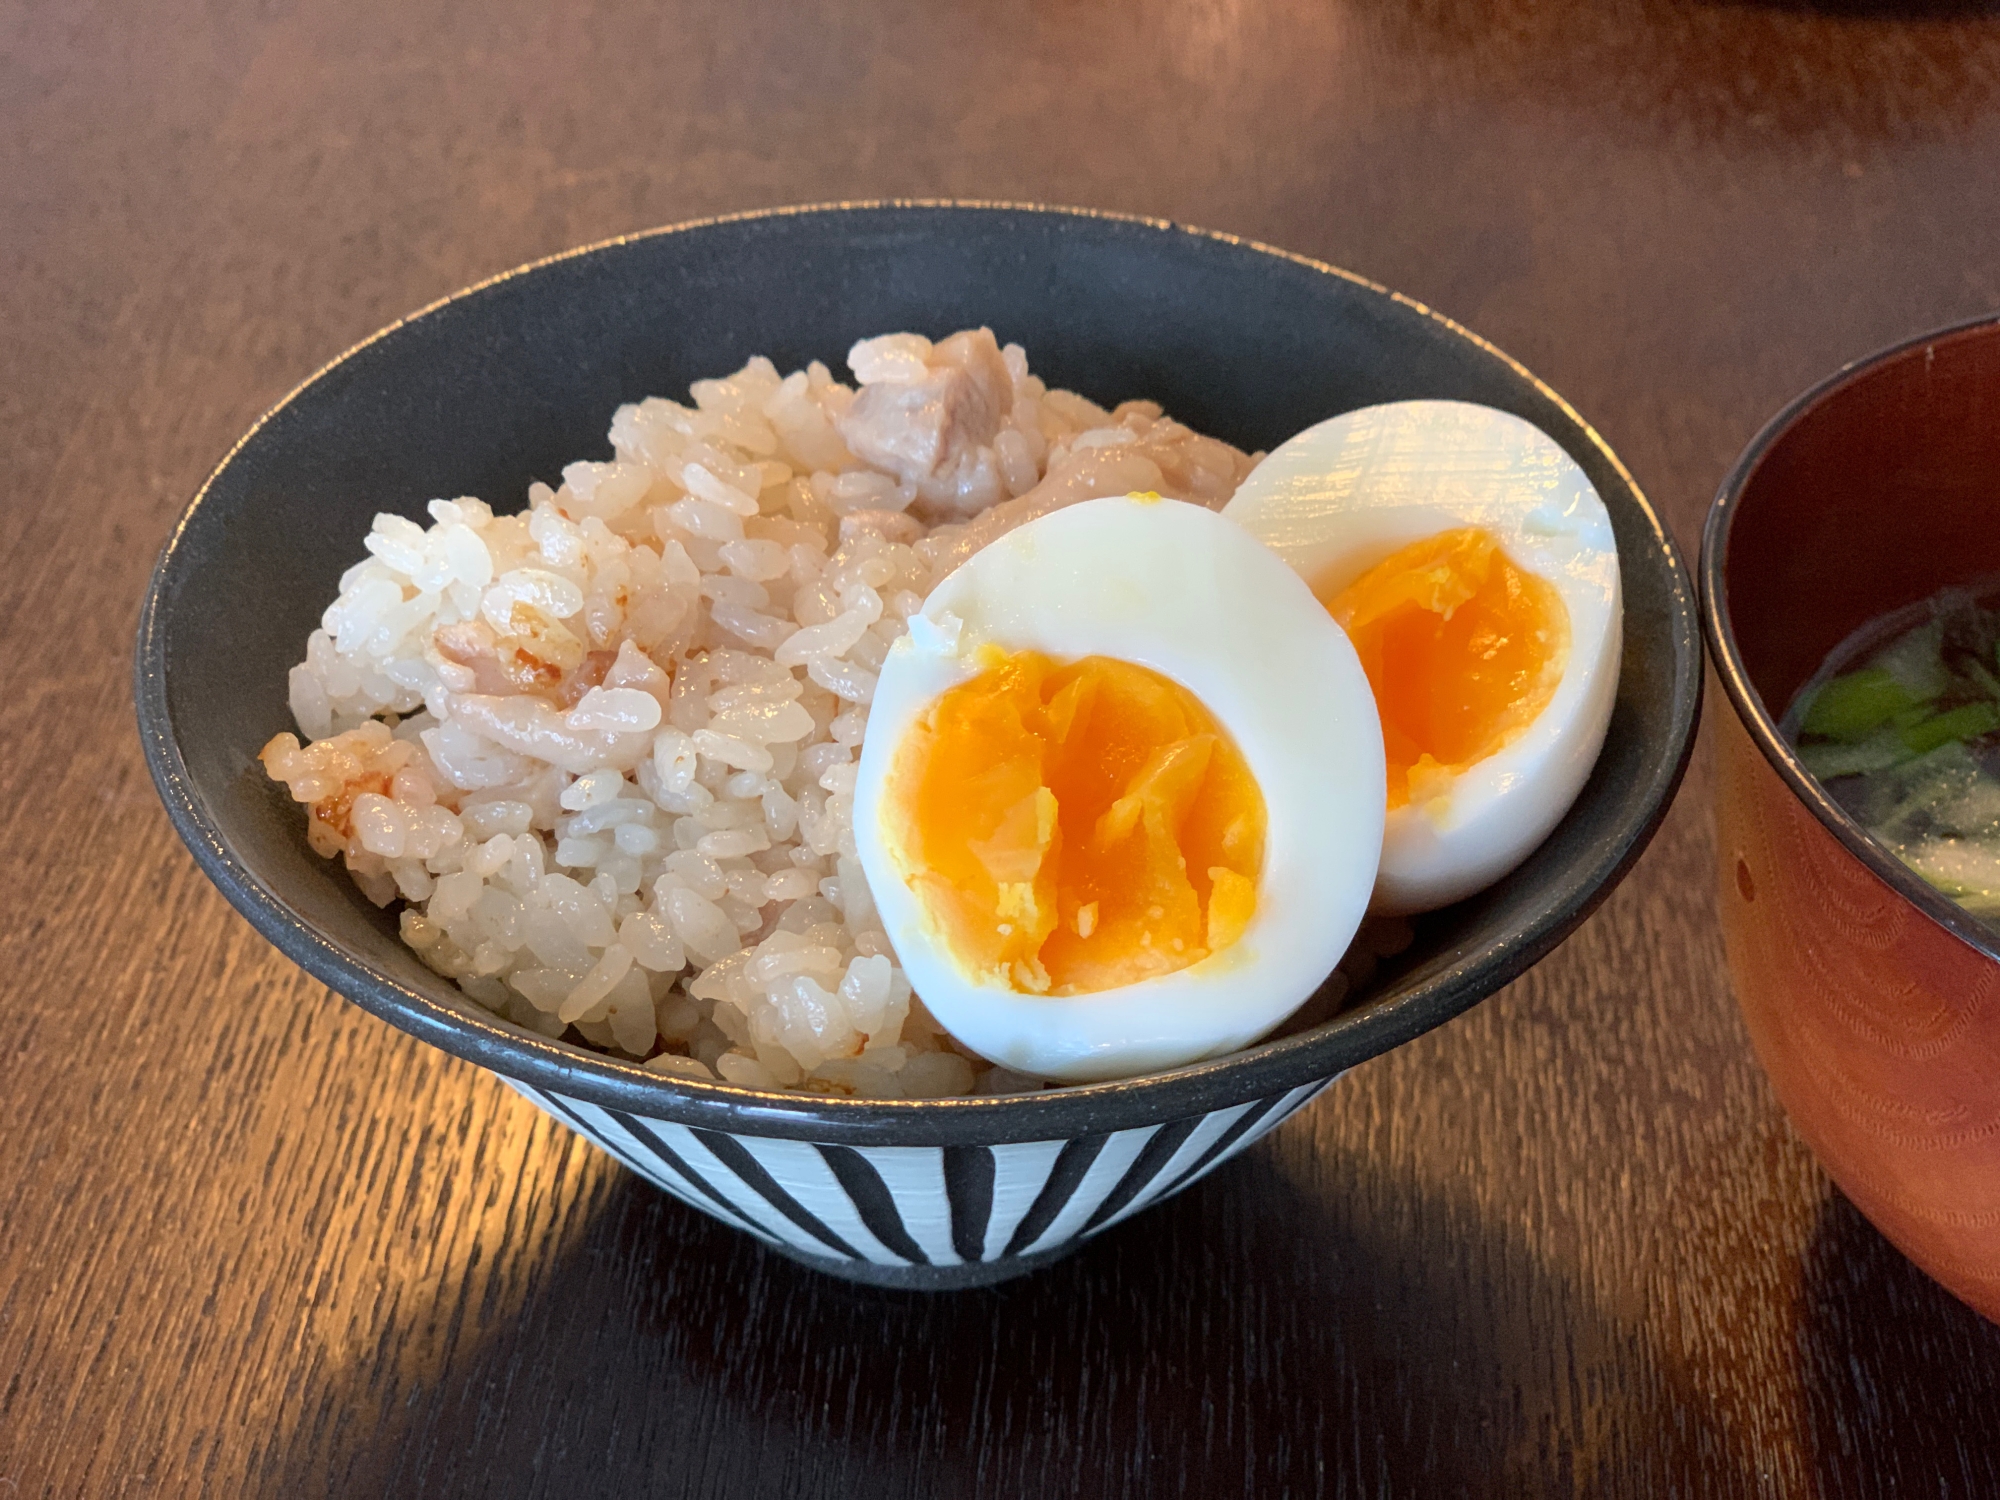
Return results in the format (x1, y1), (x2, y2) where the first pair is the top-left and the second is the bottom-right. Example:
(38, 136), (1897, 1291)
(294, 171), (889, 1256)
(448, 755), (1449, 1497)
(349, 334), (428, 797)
(1325, 527), (1568, 809)
(881, 650), (1266, 995)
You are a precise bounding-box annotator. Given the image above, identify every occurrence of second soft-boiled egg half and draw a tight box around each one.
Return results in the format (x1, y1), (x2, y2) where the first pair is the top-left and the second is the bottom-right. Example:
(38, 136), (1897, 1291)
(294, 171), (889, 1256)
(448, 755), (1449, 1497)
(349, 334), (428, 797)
(852, 495), (1385, 1082)
(1224, 400), (1621, 915)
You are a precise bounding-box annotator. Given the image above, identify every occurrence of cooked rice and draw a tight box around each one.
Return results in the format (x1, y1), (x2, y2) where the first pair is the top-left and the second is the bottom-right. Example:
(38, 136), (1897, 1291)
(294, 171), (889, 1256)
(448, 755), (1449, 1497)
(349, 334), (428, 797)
(261, 329), (1271, 1097)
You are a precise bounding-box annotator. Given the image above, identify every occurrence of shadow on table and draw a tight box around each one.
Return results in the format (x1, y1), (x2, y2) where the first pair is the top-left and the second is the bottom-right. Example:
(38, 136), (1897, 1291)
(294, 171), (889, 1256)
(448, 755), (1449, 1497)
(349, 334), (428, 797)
(268, 1126), (1763, 1496)
(1794, 1191), (2000, 1498)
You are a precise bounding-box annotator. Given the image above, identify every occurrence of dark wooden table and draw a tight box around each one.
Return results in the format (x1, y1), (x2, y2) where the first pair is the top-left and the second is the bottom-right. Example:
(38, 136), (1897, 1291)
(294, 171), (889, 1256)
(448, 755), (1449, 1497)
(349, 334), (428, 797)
(9, 0), (2000, 1492)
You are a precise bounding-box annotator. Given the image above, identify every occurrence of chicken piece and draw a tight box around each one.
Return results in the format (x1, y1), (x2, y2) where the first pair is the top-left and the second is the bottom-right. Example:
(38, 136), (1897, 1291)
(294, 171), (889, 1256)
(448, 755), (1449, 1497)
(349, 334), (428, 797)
(1105, 408), (1262, 506)
(915, 448), (1170, 577)
(914, 415), (1260, 577)
(838, 328), (1015, 520)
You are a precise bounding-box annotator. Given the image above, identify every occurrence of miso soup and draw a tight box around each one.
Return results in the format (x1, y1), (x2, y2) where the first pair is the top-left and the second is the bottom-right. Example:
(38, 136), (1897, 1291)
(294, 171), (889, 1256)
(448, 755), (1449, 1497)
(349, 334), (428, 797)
(1787, 583), (2000, 930)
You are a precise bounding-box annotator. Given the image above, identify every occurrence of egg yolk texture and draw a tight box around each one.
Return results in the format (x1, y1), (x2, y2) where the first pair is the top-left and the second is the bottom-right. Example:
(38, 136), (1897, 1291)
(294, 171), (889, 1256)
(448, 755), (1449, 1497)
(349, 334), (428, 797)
(882, 651), (1266, 996)
(1327, 527), (1569, 809)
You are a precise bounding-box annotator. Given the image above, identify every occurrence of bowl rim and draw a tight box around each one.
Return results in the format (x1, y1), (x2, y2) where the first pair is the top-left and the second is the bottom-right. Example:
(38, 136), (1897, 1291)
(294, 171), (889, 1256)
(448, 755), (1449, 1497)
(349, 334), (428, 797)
(1700, 309), (2000, 969)
(136, 198), (1703, 1144)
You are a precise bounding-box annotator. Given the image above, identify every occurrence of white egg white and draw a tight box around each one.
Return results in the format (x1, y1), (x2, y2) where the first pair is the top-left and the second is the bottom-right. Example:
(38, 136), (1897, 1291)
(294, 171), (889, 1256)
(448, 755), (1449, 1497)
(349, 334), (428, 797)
(852, 495), (1385, 1083)
(1223, 400), (1621, 914)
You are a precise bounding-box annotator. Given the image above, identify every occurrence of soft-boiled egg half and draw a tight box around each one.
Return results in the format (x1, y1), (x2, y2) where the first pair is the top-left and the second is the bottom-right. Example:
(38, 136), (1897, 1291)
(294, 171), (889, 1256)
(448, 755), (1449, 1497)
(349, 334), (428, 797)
(852, 495), (1385, 1082)
(1224, 400), (1621, 914)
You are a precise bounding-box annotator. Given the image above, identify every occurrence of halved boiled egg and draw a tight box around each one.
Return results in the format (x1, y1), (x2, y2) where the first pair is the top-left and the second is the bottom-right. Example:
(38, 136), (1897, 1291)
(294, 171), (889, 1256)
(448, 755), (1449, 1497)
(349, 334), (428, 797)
(1224, 401), (1621, 914)
(853, 495), (1385, 1082)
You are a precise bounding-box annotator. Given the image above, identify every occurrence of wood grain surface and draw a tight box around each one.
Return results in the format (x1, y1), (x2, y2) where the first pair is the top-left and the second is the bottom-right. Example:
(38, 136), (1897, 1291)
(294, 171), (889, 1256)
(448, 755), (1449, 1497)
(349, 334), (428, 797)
(6, 0), (2000, 1493)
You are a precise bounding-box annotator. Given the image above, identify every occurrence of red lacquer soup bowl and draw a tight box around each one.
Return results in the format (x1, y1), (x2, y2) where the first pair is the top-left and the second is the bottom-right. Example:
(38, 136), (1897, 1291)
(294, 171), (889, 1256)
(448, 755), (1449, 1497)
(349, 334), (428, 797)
(1703, 315), (2000, 1322)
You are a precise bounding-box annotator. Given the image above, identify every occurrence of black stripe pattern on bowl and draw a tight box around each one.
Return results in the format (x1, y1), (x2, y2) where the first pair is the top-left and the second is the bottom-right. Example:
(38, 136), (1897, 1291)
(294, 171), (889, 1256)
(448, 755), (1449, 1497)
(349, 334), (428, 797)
(501, 1074), (1338, 1287)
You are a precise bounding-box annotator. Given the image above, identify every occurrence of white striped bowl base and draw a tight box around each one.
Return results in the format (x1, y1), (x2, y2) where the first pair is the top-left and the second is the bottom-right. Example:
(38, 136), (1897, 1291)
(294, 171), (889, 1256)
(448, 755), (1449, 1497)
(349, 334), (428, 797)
(502, 1073), (1341, 1288)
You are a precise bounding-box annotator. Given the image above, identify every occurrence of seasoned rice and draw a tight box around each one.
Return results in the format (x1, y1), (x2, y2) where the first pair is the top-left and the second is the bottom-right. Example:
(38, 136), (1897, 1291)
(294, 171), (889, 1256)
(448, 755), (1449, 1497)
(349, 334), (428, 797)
(261, 329), (1266, 1096)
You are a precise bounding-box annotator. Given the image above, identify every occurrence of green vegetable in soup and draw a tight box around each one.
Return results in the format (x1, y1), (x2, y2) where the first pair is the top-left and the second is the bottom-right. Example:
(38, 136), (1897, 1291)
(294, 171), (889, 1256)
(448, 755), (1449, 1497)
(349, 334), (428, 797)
(1796, 728), (1916, 780)
(1899, 701), (2000, 755)
(1788, 590), (2000, 938)
(1798, 666), (1929, 742)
